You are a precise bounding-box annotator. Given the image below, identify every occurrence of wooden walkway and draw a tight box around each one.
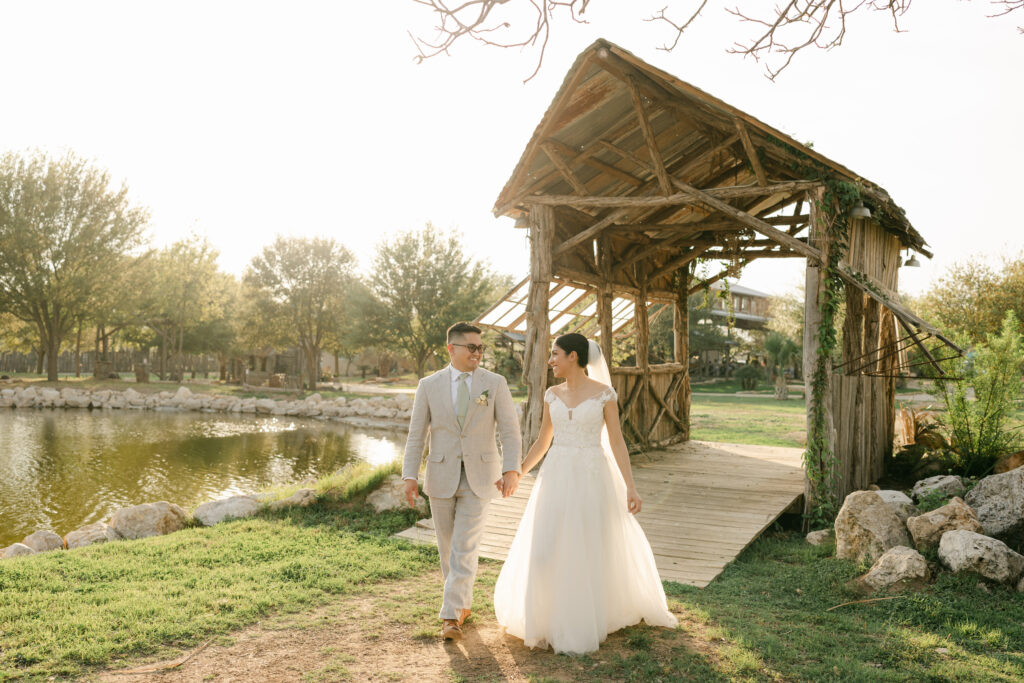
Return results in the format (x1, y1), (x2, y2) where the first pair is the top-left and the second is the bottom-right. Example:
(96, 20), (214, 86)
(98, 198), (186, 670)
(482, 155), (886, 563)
(394, 440), (805, 588)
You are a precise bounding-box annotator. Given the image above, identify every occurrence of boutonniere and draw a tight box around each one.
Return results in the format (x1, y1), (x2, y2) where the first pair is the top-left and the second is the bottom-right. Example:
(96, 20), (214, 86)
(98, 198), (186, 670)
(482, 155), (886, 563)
(476, 390), (489, 406)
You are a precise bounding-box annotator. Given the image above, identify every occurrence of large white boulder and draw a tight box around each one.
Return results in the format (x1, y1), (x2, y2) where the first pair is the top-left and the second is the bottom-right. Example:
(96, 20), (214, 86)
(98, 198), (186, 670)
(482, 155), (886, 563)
(109, 501), (188, 539)
(1, 543), (37, 559)
(938, 529), (1024, 586)
(858, 546), (930, 591)
(366, 475), (427, 514)
(834, 491), (912, 564)
(912, 475), (966, 501)
(964, 467), (1024, 546)
(193, 495), (260, 526)
(266, 488), (318, 511)
(65, 522), (121, 549)
(13, 387), (37, 407)
(169, 386), (192, 404)
(875, 490), (918, 522)
(906, 497), (984, 550)
(254, 399), (276, 414)
(21, 530), (65, 552)
(805, 529), (832, 546)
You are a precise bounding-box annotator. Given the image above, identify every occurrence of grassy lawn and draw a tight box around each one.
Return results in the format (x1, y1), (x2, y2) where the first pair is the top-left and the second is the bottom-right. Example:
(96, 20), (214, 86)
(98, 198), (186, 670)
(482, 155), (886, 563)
(690, 393), (807, 448)
(0, 503), (431, 681)
(3, 501), (1022, 681)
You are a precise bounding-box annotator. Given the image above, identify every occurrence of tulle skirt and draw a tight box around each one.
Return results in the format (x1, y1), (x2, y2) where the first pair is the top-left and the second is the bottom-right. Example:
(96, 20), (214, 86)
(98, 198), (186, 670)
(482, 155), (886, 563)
(493, 442), (677, 655)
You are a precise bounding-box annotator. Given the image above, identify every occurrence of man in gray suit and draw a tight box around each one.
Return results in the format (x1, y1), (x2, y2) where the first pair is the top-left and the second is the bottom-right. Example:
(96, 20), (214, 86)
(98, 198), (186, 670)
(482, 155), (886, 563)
(403, 322), (522, 641)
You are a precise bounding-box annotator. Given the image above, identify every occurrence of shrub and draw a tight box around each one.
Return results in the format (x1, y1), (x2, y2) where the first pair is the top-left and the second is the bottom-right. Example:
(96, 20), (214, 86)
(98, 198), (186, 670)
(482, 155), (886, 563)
(932, 311), (1024, 477)
(733, 363), (763, 391)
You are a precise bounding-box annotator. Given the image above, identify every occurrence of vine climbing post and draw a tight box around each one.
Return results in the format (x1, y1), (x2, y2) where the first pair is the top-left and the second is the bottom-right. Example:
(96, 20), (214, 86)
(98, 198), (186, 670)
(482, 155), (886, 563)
(802, 186), (836, 528)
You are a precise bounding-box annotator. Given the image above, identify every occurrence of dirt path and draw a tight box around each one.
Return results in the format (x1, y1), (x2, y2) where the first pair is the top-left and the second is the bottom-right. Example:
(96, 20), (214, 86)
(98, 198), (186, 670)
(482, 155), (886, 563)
(96, 565), (712, 682)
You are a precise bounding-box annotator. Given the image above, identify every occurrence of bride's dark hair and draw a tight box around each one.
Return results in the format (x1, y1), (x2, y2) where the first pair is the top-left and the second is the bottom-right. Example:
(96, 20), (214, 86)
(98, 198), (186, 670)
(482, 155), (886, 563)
(554, 333), (589, 368)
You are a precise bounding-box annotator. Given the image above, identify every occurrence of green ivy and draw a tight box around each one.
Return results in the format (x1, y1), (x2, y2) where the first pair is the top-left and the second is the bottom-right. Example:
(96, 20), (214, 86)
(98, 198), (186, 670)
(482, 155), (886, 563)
(803, 178), (861, 529)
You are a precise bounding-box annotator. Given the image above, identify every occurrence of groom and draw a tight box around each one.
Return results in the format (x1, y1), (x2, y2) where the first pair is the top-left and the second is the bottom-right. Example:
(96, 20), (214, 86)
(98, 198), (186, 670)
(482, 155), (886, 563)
(402, 322), (522, 641)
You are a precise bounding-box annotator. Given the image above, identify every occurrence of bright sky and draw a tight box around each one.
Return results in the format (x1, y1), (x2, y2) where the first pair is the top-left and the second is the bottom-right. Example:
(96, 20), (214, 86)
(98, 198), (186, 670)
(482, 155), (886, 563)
(2, 1), (1021, 299)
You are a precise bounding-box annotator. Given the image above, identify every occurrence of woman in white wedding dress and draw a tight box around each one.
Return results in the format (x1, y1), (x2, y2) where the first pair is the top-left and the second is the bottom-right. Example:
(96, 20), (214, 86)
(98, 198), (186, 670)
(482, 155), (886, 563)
(493, 333), (677, 655)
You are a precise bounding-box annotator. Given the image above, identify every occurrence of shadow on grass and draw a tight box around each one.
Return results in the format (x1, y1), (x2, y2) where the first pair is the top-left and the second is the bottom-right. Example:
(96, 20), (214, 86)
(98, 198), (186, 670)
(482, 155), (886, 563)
(664, 531), (1024, 682)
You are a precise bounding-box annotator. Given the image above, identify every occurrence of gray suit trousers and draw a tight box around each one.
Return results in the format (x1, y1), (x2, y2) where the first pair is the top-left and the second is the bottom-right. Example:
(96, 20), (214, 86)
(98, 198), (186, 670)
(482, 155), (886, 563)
(429, 464), (490, 620)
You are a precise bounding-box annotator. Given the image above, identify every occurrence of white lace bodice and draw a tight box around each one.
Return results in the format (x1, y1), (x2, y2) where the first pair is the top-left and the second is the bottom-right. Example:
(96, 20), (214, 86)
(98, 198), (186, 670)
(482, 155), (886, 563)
(544, 385), (617, 448)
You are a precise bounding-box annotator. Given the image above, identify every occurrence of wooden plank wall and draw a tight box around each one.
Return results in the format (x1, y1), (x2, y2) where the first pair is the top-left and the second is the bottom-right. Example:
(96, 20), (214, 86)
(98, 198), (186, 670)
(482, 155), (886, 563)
(830, 374), (889, 499)
(611, 364), (688, 446)
(834, 217), (902, 499)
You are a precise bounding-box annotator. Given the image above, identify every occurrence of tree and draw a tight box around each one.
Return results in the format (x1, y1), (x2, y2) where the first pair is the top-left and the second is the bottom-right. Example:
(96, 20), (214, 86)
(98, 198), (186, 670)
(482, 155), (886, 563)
(917, 253), (1024, 345)
(0, 150), (148, 381)
(139, 237), (225, 381)
(411, 1), (1021, 81)
(365, 225), (499, 378)
(764, 331), (798, 399)
(245, 236), (356, 390)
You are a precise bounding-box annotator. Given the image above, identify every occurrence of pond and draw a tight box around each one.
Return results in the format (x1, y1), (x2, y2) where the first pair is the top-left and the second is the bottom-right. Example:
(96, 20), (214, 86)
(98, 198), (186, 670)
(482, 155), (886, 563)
(0, 410), (406, 548)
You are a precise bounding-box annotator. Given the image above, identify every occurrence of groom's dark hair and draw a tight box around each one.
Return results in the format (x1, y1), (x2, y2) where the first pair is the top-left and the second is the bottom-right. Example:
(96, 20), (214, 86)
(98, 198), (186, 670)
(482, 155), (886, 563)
(554, 333), (589, 367)
(447, 322), (482, 343)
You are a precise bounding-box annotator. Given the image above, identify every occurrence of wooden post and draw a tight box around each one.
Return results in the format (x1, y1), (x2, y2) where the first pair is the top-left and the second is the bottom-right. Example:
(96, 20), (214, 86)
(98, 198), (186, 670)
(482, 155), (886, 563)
(841, 285), (864, 375)
(802, 187), (836, 522)
(522, 205), (554, 448)
(634, 264), (650, 447)
(596, 235), (614, 364)
(673, 261), (691, 441)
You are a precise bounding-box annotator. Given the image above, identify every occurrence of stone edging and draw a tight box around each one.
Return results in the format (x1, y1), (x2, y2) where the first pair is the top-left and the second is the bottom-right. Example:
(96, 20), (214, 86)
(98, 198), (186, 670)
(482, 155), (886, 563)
(0, 384), (415, 430)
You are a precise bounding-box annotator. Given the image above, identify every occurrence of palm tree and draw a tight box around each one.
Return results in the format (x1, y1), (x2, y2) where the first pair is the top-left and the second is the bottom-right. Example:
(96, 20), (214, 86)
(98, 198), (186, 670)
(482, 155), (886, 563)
(764, 332), (798, 400)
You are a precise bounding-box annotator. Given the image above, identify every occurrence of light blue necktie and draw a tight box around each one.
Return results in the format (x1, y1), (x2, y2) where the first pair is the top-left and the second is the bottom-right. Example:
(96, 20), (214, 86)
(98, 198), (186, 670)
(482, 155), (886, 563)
(456, 372), (470, 428)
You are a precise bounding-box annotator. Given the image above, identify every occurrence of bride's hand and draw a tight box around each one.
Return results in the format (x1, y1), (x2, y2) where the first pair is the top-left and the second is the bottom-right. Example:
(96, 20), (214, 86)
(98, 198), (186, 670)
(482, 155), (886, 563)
(626, 487), (642, 514)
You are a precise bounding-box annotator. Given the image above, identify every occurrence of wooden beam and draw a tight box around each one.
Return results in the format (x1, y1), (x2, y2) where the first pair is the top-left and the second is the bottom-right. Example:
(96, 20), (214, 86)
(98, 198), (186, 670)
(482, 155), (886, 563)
(552, 207), (632, 257)
(531, 180), (821, 209)
(648, 245), (711, 283)
(541, 141), (588, 196)
(554, 265), (678, 301)
(627, 76), (673, 195)
(611, 229), (694, 275)
(735, 119), (767, 186)
(673, 264), (691, 440)
(544, 138), (643, 189)
(597, 235), (615, 364)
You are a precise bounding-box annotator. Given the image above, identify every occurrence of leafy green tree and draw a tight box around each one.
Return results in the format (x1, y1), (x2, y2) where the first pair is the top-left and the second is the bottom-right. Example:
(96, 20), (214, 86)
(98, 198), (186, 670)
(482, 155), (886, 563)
(764, 331), (798, 400)
(244, 236), (356, 390)
(933, 311), (1024, 476)
(365, 225), (499, 378)
(140, 237), (226, 381)
(0, 150), (148, 380)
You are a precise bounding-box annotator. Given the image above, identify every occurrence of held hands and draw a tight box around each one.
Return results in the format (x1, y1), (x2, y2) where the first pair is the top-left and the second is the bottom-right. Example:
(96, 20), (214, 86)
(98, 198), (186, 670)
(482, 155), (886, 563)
(403, 479), (420, 509)
(494, 470), (521, 498)
(626, 486), (642, 515)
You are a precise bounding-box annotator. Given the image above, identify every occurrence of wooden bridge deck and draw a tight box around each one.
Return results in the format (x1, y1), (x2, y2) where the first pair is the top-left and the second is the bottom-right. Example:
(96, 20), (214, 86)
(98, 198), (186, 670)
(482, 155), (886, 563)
(394, 440), (805, 588)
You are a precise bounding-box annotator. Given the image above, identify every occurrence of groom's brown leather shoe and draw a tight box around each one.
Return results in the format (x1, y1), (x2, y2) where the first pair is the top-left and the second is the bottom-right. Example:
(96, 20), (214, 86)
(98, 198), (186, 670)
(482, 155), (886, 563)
(441, 619), (463, 641)
(458, 609), (471, 626)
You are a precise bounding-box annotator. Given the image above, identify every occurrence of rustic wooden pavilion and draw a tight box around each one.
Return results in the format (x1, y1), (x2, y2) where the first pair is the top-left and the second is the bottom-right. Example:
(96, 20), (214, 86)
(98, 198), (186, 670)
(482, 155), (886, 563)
(479, 40), (959, 503)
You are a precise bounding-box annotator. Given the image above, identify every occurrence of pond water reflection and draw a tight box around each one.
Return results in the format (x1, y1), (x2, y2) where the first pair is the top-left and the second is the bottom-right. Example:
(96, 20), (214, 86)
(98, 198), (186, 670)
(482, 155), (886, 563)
(0, 410), (405, 547)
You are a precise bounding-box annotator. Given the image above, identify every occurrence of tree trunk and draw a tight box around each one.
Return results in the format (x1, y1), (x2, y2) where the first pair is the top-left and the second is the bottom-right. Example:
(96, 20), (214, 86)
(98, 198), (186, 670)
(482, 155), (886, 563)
(35, 347), (45, 375)
(306, 344), (319, 391)
(74, 321), (83, 378)
(46, 334), (60, 382)
(774, 371), (788, 400)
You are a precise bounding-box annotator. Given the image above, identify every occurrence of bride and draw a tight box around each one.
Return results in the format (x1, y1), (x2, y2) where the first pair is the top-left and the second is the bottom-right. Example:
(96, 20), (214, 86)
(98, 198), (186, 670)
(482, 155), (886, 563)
(493, 333), (677, 655)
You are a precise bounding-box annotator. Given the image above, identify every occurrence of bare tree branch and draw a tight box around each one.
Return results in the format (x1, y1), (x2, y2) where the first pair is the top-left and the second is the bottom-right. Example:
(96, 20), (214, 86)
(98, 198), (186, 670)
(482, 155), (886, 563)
(410, 1), (1022, 82)
(409, 0), (591, 82)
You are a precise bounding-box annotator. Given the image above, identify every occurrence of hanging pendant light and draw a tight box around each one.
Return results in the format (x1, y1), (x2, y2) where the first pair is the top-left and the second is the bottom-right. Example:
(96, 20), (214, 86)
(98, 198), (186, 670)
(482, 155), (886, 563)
(850, 200), (871, 219)
(904, 253), (921, 268)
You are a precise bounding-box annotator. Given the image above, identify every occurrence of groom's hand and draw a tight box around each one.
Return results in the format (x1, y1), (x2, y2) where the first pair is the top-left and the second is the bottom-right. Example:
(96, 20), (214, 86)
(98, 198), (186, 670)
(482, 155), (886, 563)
(498, 471), (521, 498)
(403, 479), (419, 508)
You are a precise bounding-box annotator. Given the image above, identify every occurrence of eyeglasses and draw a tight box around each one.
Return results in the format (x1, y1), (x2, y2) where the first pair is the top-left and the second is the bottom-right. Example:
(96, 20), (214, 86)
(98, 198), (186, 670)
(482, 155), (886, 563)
(451, 343), (486, 354)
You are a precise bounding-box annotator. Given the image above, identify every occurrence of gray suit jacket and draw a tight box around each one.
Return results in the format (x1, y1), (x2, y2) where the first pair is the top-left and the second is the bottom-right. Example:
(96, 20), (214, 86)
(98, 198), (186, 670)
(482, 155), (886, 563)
(402, 367), (522, 499)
